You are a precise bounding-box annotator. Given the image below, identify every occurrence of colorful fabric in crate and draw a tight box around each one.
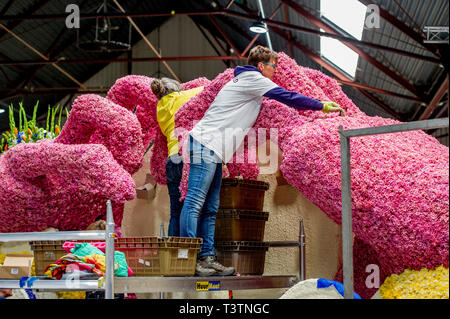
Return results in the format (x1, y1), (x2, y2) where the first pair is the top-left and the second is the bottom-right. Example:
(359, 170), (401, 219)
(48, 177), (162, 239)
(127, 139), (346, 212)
(69, 242), (132, 277)
(44, 243), (131, 279)
(44, 253), (105, 279)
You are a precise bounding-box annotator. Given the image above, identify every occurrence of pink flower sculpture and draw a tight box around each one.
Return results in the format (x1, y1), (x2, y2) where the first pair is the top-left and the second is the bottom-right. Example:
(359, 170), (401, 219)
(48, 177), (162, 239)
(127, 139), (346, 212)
(0, 93), (143, 232)
(0, 140), (135, 232)
(107, 75), (159, 150)
(56, 94), (145, 175)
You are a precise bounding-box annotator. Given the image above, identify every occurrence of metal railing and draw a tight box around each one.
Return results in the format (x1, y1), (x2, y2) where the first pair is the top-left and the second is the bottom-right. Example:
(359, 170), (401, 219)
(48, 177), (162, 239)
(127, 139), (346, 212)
(0, 200), (116, 299)
(266, 217), (306, 282)
(1, 204), (306, 297)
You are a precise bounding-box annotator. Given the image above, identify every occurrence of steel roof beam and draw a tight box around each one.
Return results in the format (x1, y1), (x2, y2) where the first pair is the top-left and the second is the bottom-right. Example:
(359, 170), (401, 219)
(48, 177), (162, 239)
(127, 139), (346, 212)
(280, 0), (426, 101)
(242, 2), (282, 56)
(0, 0), (51, 42)
(0, 8), (441, 63)
(191, 18), (234, 67)
(419, 75), (449, 120)
(283, 3), (294, 57)
(208, 15), (242, 58)
(10, 24), (68, 93)
(358, 0), (441, 57)
(112, 0), (180, 82)
(0, 87), (109, 95)
(0, 0), (15, 16)
(225, 0), (235, 10)
(0, 55), (247, 66)
(0, 52), (51, 88)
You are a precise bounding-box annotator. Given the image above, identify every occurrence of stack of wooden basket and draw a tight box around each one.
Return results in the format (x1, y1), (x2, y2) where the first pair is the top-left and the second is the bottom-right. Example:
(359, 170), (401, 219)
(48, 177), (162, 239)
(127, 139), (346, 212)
(214, 178), (270, 275)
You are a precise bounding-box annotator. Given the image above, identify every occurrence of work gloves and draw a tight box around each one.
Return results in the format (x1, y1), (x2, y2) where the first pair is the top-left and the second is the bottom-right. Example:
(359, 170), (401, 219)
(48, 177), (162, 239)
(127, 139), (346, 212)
(321, 101), (345, 116)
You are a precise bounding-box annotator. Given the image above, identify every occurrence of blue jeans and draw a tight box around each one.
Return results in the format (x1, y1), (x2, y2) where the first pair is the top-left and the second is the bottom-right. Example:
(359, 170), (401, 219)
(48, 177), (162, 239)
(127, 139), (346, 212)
(166, 154), (184, 236)
(180, 136), (222, 257)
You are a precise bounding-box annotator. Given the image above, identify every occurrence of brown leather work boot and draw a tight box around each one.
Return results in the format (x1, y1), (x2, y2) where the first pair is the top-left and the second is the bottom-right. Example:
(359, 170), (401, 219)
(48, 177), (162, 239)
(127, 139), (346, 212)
(198, 255), (235, 276)
(195, 260), (216, 277)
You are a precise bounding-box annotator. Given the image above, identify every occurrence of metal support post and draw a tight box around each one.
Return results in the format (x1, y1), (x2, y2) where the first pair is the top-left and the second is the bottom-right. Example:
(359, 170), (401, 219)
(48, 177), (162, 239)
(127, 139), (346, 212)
(160, 222), (165, 299)
(105, 200), (115, 299)
(256, 0), (273, 50)
(299, 217), (306, 281)
(339, 126), (353, 299)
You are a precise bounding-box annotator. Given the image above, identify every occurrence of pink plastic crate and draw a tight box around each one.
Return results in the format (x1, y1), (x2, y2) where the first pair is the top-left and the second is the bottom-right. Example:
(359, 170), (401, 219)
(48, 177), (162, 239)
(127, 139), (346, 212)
(63, 241), (106, 253)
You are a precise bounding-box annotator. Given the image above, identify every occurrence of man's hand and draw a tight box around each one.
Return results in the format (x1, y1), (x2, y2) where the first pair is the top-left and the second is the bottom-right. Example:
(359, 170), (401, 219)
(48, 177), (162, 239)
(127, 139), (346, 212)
(321, 101), (345, 116)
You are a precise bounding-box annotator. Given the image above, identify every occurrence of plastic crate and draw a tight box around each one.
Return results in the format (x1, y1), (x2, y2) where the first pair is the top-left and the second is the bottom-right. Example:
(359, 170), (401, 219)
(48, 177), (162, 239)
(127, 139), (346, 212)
(219, 178), (269, 211)
(115, 237), (161, 276)
(215, 241), (269, 275)
(215, 209), (269, 241)
(31, 236), (203, 277)
(31, 238), (161, 276)
(31, 240), (115, 276)
(30, 240), (78, 276)
(158, 237), (203, 276)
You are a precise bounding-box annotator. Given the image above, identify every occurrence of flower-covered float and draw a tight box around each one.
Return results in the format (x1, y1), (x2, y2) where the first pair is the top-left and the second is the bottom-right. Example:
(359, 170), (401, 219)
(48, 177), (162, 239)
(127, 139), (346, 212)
(0, 95), (141, 234)
(0, 52), (447, 298)
(107, 53), (448, 298)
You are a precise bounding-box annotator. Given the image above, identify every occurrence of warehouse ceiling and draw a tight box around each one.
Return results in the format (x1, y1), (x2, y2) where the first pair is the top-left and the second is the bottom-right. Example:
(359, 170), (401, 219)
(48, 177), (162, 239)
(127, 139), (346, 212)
(0, 0), (448, 134)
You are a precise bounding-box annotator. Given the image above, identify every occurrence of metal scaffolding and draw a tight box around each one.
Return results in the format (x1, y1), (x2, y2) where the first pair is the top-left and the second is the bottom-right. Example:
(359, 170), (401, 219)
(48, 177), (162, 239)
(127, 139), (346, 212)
(0, 204), (305, 298)
(0, 200), (116, 298)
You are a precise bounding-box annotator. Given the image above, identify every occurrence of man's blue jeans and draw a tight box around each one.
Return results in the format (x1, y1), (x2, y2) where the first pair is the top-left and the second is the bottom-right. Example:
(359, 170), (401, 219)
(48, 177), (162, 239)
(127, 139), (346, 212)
(166, 154), (184, 236)
(180, 135), (222, 257)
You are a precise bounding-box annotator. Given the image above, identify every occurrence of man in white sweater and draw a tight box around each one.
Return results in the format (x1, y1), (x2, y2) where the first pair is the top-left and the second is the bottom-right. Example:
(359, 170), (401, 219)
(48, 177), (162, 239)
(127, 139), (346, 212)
(181, 46), (344, 276)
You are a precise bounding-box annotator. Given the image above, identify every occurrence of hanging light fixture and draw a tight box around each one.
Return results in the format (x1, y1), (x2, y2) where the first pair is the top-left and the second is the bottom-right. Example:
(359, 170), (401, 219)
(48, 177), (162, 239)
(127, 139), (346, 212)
(77, 0), (132, 52)
(250, 0), (272, 49)
(249, 20), (267, 33)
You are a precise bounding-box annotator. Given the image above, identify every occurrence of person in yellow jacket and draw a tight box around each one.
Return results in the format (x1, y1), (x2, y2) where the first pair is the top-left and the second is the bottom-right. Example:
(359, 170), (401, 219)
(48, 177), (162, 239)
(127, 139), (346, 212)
(151, 77), (204, 237)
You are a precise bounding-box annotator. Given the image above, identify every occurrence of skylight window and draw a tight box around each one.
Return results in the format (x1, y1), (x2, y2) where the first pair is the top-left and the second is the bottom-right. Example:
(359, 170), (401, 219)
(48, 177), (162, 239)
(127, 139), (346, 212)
(320, 0), (366, 78)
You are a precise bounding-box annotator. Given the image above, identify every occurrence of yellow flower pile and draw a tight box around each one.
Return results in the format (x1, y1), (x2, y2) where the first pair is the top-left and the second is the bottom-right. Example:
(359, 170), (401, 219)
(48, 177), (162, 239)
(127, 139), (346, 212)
(380, 265), (449, 299)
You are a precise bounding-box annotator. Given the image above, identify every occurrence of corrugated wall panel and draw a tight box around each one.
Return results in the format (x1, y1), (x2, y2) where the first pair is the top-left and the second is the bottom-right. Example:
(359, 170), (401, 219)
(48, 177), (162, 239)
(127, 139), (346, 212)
(131, 15), (226, 82)
(58, 14), (228, 106)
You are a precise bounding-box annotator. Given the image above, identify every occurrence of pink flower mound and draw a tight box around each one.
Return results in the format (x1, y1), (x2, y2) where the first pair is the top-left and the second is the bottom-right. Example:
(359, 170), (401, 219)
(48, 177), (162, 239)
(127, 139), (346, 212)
(182, 77), (211, 90)
(107, 75), (166, 184)
(150, 130), (169, 185)
(56, 94), (145, 175)
(107, 75), (158, 150)
(280, 116), (449, 275)
(0, 140), (135, 232)
(226, 140), (259, 180)
(302, 67), (365, 118)
(171, 51), (448, 295)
